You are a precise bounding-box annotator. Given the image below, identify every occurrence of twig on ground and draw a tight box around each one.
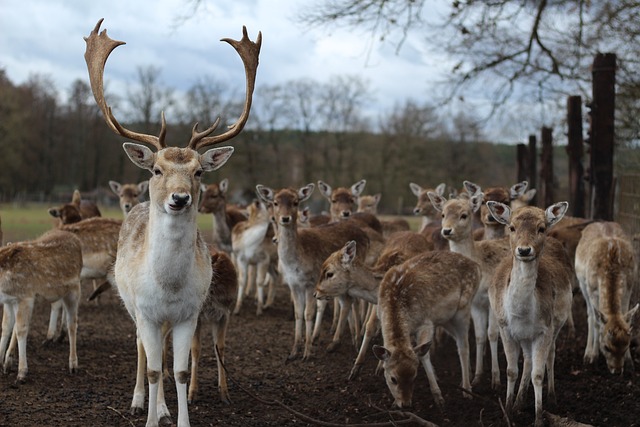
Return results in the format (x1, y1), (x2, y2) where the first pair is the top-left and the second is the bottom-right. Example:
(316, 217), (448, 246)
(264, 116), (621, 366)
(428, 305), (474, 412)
(107, 406), (135, 427)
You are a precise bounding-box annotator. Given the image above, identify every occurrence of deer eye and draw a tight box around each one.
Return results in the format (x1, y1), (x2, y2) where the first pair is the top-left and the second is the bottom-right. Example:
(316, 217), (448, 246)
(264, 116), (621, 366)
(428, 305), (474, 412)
(153, 168), (162, 176)
(390, 376), (398, 385)
(461, 214), (468, 220)
(441, 213), (445, 218)
(194, 169), (203, 178)
(538, 226), (546, 234)
(326, 271), (334, 279)
(509, 225), (515, 232)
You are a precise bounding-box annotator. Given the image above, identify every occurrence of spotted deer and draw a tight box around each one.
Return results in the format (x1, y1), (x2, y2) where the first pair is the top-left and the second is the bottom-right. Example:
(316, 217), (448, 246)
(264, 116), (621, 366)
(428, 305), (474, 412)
(188, 250), (237, 404)
(372, 250), (480, 409)
(575, 221), (639, 374)
(487, 201), (574, 427)
(198, 178), (248, 254)
(48, 189), (101, 225)
(84, 19), (260, 427)
(0, 230), (82, 382)
(428, 189), (509, 388)
(315, 231), (432, 379)
(231, 199), (278, 315)
(109, 180), (149, 217)
(409, 182), (446, 232)
(256, 184), (370, 360)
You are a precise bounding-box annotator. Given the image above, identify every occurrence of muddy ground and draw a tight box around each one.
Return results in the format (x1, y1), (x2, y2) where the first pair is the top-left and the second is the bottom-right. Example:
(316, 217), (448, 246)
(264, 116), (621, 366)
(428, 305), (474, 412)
(1, 278), (639, 427)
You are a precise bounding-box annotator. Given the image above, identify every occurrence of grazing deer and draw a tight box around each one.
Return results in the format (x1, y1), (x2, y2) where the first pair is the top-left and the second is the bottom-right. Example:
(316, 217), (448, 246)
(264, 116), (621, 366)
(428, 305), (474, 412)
(189, 250), (238, 404)
(84, 19), (260, 427)
(575, 221), (639, 374)
(256, 184), (370, 360)
(372, 250), (480, 409)
(357, 193), (411, 237)
(487, 201), (574, 427)
(109, 180), (149, 217)
(0, 230), (82, 382)
(315, 232), (432, 379)
(48, 189), (101, 225)
(428, 188), (509, 388)
(231, 199), (278, 315)
(199, 179), (248, 254)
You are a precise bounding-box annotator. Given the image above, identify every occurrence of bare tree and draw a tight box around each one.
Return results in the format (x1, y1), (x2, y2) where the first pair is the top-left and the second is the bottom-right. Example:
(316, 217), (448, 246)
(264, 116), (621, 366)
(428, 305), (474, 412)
(127, 65), (175, 134)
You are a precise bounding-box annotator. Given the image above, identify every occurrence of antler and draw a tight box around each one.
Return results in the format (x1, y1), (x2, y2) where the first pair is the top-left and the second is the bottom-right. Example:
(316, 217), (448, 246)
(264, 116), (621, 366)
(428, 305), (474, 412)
(188, 26), (262, 151)
(84, 19), (166, 151)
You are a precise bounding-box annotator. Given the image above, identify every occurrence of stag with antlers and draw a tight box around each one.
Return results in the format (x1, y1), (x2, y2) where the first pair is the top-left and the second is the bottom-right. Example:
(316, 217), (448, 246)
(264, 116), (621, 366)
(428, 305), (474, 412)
(84, 19), (260, 427)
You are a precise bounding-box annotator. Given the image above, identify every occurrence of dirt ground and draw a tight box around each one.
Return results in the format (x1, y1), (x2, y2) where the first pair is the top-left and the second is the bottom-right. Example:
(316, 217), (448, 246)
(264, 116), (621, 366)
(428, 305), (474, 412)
(1, 278), (639, 427)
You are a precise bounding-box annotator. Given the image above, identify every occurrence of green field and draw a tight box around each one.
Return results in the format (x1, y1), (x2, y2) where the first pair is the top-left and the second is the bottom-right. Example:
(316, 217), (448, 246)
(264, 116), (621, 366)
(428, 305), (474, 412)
(0, 203), (215, 244)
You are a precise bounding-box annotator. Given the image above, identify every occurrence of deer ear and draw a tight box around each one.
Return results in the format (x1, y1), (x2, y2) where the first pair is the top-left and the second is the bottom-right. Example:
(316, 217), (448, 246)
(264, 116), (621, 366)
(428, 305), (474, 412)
(341, 241), (357, 265)
(123, 143), (155, 170)
(463, 180), (481, 196)
(351, 179), (366, 197)
(545, 202), (569, 227)
(219, 178), (229, 194)
(299, 184), (315, 202)
(255, 185), (274, 203)
(427, 191), (446, 212)
(510, 181), (529, 199)
(625, 304), (640, 328)
(409, 182), (423, 197)
(372, 345), (390, 361)
(200, 146), (234, 172)
(317, 180), (332, 199)
(71, 190), (82, 207)
(435, 183), (446, 196)
(138, 180), (149, 195)
(487, 201), (511, 225)
(413, 341), (432, 358)
(470, 192), (484, 213)
(109, 180), (121, 195)
(48, 208), (61, 218)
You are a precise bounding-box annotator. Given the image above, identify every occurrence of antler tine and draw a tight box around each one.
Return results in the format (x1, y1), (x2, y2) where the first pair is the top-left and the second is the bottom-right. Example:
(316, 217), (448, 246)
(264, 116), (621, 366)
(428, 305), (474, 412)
(84, 19), (166, 151)
(188, 26), (262, 151)
(188, 118), (221, 147)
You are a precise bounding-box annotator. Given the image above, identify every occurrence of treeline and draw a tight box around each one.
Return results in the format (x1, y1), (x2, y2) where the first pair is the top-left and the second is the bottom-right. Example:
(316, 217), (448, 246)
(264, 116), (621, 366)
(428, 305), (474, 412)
(0, 68), (569, 212)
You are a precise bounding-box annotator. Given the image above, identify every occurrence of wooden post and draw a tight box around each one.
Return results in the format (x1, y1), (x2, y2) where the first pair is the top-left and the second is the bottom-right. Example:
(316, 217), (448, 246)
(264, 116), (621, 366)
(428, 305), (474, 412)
(528, 134), (538, 207)
(590, 53), (616, 221)
(516, 144), (528, 183)
(567, 96), (585, 218)
(540, 127), (554, 207)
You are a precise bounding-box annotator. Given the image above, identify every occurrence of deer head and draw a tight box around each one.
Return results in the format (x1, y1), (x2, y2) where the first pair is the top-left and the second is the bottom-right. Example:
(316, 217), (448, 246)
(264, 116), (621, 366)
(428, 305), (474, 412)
(84, 19), (261, 215)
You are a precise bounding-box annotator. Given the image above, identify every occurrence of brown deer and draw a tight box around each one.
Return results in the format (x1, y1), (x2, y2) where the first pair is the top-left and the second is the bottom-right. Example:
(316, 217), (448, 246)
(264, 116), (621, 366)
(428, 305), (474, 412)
(575, 221), (639, 374)
(357, 193), (411, 237)
(0, 230), (83, 382)
(188, 250), (238, 404)
(372, 250), (480, 409)
(428, 189), (509, 388)
(84, 19), (260, 427)
(230, 199), (278, 315)
(109, 180), (149, 217)
(487, 201), (574, 427)
(198, 178), (248, 254)
(48, 189), (101, 225)
(409, 182), (446, 232)
(315, 231), (432, 379)
(256, 184), (370, 360)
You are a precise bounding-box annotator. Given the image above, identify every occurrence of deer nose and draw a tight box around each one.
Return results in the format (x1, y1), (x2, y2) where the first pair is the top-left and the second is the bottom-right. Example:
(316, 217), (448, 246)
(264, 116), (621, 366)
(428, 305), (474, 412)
(123, 203), (132, 211)
(171, 193), (191, 207)
(442, 228), (452, 237)
(341, 211), (351, 218)
(413, 207), (421, 215)
(281, 216), (291, 224)
(517, 247), (532, 257)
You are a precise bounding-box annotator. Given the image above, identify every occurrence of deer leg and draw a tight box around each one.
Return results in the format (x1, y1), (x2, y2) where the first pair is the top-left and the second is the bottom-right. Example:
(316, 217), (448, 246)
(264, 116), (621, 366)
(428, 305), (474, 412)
(470, 304), (489, 386)
(311, 298), (328, 345)
(488, 309), (501, 389)
(501, 330), (521, 417)
(137, 318), (169, 427)
(233, 260), (248, 315)
(255, 261), (269, 316)
(327, 296), (352, 352)
(416, 325), (444, 410)
(514, 345), (532, 412)
(212, 313), (231, 404)
(0, 303), (17, 372)
(62, 286), (80, 374)
(131, 335), (147, 416)
(15, 298), (35, 382)
(244, 263), (256, 297)
(287, 286), (305, 361)
(303, 289), (317, 360)
(173, 319), (198, 427)
(330, 298), (339, 335)
(44, 299), (63, 344)
(350, 308), (379, 380)
(448, 314), (472, 398)
(188, 321), (202, 404)
(530, 337), (551, 427)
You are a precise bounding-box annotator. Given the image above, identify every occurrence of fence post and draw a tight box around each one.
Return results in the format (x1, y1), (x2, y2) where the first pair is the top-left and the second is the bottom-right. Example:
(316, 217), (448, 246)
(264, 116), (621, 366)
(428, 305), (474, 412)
(540, 127), (554, 207)
(516, 143), (528, 183)
(528, 134), (538, 207)
(567, 95), (586, 218)
(589, 53), (616, 221)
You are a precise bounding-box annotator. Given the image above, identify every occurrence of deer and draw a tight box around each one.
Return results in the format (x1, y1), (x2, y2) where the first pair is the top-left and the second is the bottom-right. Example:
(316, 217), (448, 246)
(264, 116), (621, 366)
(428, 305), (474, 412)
(230, 199), (278, 315)
(0, 229), (83, 382)
(409, 182), (449, 250)
(574, 221), (639, 374)
(198, 178), (248, 255)
(48, 189), (101, 225)
(357, 192), (411, 237)
(371, 250), (480, 409)
(428, 188), (510, 388)
(315, 231), (433, 379)
(256, 184), (370, 360)
(188, 249), (237, 404)
(486, 201), (574, 427)
(84, 19), (260, 427)
(109, 180), (149, 217)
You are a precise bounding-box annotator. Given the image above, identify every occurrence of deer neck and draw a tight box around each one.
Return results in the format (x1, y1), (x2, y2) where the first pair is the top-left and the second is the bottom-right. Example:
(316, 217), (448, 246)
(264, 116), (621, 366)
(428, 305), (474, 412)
(347, 267), (380, 304)
(419, 216), (438, 232)
(506, 257), (541, 318)
(448, 235), (479, 262)
(212, 207), (232, 251)
(483, 224), (505, 240)
(276, 222), (303, 265)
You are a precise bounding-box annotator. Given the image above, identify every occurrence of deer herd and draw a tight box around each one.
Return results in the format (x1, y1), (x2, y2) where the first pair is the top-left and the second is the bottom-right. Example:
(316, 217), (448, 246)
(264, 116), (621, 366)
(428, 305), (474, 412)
(0, 18), (637, 427)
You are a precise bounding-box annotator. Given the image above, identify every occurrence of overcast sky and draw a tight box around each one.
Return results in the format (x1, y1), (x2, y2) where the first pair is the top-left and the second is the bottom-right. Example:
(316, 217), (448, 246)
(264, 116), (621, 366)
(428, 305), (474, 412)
(1, 0), (545, 142)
